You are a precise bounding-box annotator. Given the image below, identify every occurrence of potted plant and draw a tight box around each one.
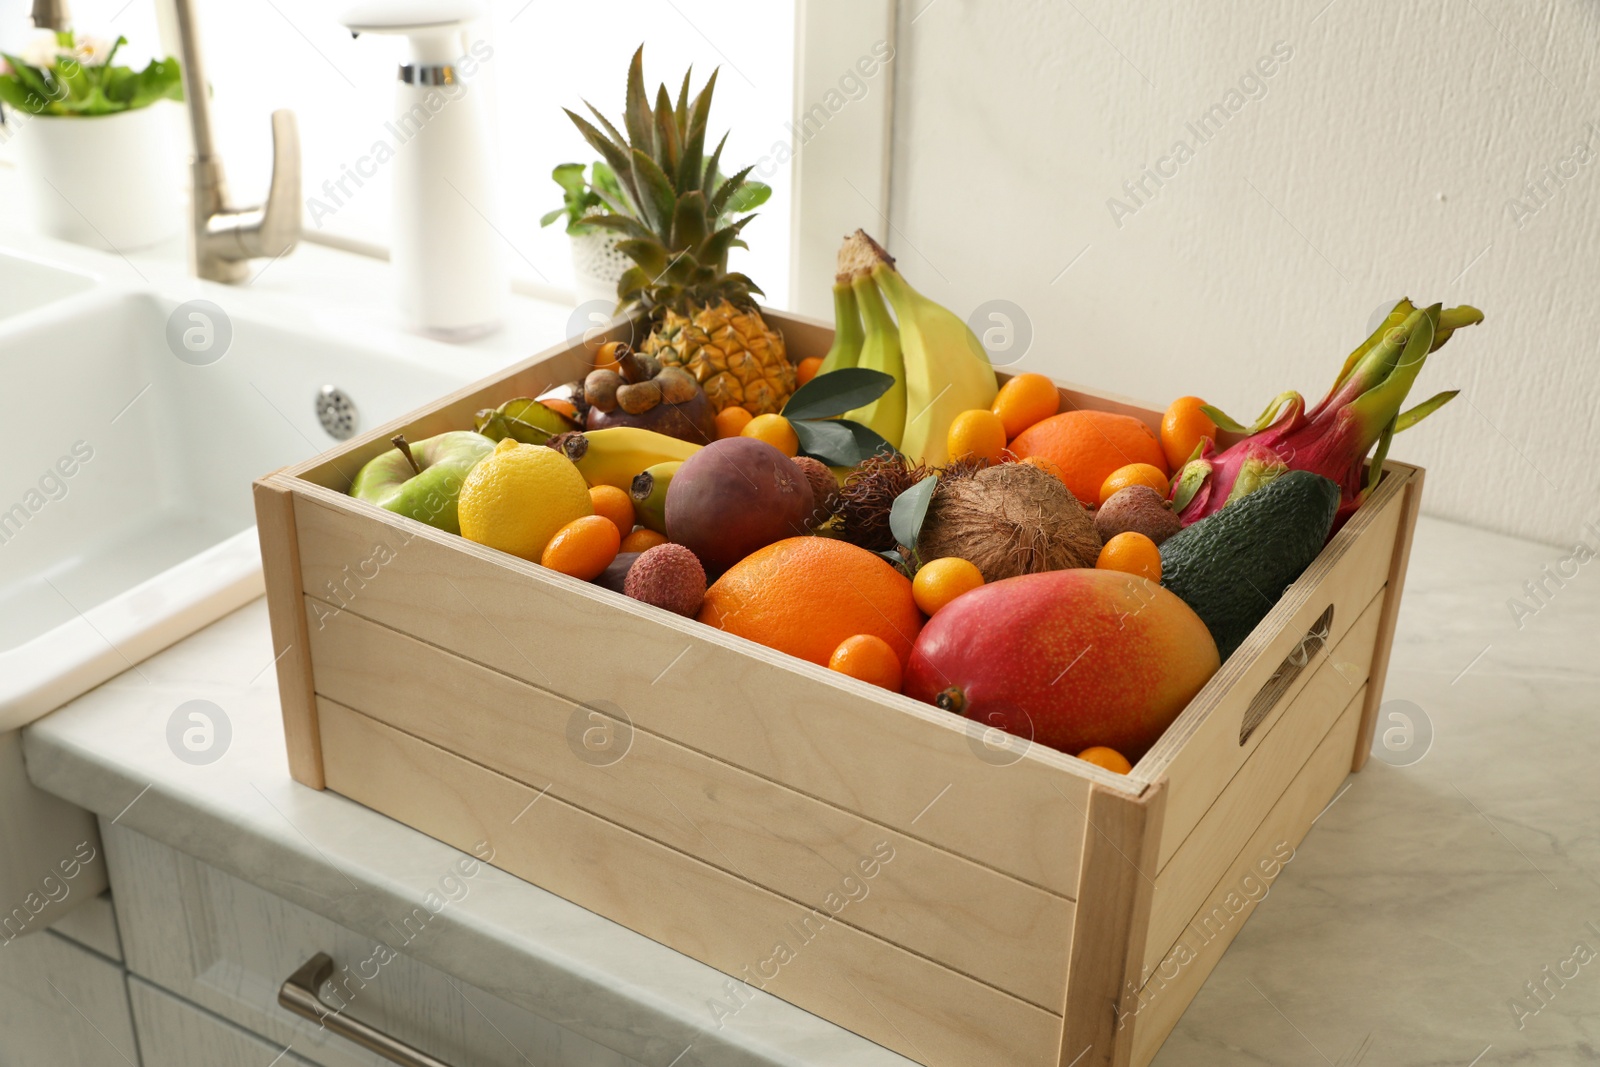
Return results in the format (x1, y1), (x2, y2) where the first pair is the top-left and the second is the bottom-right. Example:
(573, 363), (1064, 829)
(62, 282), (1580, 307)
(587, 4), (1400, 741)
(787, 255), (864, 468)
(0, 29), (183, 250)
(541, 160), (631, 306)
(541, 159), (771, 308)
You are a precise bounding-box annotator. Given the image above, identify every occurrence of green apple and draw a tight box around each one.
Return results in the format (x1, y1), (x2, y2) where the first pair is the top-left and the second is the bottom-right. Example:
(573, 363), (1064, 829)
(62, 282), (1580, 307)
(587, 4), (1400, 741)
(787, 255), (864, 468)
(349, 431), (494, 535)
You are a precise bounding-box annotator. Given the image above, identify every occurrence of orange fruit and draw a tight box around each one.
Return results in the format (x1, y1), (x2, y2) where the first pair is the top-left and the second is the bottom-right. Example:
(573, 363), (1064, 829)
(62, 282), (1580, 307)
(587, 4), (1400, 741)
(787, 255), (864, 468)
(828, 634), (903, 692)
(1077, 746), (1133, 774)
(946, 409), (1007, 465)
(593, 340), (627, 373)
(588, 484), (635, 538)
(1161, 396), (1218, 469)
(1010, 410), (1167, 506)
(796, 356), (824, 387)
(741, 413), (800, 457)
(715, 406), (754, 439)
(540, 514), (621, 580)
(1099, 462), (1170, 506)
(620, 527), (668, 554)
(699, 537), (922, 667)
(1096, 531), (1162, 583)
(991, 373), (1060, 439)
(912, 557), (985, 615)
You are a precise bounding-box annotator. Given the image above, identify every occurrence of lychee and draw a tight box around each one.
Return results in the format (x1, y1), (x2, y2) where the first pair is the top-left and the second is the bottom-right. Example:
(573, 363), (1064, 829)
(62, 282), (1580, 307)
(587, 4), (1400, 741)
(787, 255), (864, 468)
(624, 543), (706, 617)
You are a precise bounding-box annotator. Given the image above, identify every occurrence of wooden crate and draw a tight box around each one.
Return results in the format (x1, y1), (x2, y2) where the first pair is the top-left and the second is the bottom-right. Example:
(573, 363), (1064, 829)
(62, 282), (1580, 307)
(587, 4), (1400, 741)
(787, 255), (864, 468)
(253, 309), (1423, 1067)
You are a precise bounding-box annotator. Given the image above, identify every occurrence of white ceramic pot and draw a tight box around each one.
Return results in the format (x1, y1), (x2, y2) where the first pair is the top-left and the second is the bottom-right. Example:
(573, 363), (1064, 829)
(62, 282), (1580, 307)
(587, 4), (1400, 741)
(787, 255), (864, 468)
(569, 228), (630, 307)
(13, 102), (183, 252)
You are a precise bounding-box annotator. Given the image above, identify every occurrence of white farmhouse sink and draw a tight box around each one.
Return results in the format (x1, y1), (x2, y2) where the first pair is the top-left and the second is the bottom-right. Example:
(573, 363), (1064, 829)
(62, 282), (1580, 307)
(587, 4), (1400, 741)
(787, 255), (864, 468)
(0, 249), (97, 322)
(0, 241), (518, 729)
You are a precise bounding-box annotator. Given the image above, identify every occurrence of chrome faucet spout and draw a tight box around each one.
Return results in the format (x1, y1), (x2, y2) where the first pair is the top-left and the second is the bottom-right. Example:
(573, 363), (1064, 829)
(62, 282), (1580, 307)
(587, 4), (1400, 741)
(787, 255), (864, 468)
(172, 0), (300, 282)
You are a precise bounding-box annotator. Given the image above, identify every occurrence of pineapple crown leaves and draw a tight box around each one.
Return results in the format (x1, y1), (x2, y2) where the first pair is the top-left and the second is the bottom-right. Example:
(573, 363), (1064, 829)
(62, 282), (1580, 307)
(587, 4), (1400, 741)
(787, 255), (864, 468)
(563, 46), (766, 314)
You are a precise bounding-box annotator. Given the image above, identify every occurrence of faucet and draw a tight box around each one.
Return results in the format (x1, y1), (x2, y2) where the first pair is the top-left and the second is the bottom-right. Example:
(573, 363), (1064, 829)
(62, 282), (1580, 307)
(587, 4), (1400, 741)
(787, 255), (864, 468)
(29, 0), (69, 31)
(170, 0), (301, 282)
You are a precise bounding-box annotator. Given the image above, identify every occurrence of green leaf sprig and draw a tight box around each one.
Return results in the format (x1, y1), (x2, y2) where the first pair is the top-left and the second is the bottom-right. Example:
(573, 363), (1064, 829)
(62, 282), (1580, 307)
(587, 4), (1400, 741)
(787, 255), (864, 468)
(780, 367), (898, 467)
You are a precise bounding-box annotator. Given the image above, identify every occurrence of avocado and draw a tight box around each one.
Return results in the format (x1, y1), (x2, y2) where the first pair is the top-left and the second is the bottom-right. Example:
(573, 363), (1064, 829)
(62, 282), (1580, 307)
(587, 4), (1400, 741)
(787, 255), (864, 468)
(1159, 470), (1341, 661)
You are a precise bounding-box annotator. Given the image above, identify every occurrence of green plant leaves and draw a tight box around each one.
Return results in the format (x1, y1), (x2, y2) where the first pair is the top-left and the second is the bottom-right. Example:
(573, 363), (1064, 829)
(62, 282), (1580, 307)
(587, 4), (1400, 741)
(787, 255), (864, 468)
(0, 38), (178, 117)
(782, 367), (895, 421)
(790, 418), (895, 467)
(725, 180), (772, 213)
(889, 474), (938, 554)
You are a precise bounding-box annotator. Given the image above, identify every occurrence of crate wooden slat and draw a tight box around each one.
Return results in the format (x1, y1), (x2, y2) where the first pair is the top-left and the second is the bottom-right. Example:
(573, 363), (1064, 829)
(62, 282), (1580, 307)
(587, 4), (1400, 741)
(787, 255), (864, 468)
(1125, 685), (1369, 1062)
(255, 307), (1425, 1067)
(307, 604), (1074, 1008)
(1139, 592), (1383, 978)
(317, 699), (1064, 1067)
(289, 479), (1107, 898)
(1136, 460), (1412, 870)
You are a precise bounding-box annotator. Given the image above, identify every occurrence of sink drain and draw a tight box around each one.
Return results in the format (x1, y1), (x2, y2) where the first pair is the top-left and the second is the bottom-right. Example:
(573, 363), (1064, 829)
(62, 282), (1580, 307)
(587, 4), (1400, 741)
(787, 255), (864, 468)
(315, 386), (359, 441)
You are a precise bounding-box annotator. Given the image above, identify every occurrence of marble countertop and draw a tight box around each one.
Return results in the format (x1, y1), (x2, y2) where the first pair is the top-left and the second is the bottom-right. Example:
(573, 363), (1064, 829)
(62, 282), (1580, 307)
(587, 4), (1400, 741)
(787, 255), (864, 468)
(23, 513), (1600, 1066)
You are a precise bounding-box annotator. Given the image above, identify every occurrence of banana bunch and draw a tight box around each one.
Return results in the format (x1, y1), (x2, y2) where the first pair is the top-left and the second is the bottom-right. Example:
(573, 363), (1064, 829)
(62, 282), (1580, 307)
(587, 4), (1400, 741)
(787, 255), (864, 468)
(874, 263), (998, 466)
(553, 427), (700, 490)
(828, 231), (999, 466)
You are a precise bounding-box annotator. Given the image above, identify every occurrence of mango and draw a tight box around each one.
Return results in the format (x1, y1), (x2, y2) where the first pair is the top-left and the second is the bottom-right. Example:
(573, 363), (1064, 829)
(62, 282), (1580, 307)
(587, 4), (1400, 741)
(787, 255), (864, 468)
(905, 568), (1219, 760)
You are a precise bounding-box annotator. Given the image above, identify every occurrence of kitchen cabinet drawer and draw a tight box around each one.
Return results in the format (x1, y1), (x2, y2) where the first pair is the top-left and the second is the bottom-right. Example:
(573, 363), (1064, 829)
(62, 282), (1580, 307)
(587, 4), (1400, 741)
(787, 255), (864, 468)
(0, 928), (138, 1066)
(102, 820), (645, 1067)
(129, 975), (319, 1067)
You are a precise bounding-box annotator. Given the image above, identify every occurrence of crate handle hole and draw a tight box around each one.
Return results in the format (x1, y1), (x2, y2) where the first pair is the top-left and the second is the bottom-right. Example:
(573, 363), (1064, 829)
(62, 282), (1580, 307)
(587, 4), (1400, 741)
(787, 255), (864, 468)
(1239, 604), (1335, 746)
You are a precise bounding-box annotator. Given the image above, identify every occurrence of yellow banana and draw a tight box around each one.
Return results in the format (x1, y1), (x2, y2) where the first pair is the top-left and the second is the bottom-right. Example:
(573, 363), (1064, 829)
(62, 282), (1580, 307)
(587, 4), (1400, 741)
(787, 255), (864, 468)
(561, 427), (700, 489)
(843, 273), (906, 448)
(874, 263), (998, 467)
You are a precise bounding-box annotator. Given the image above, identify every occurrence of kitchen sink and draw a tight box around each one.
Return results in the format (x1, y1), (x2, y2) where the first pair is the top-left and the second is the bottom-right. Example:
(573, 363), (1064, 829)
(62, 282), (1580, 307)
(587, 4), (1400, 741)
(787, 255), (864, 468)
(0, 243), (511, 729)
(0, 249), (97, 322)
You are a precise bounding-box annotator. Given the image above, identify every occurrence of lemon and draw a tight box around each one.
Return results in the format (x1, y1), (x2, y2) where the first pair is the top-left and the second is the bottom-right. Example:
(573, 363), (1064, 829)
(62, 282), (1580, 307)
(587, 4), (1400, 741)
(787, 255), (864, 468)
(458, 439), (592, 561)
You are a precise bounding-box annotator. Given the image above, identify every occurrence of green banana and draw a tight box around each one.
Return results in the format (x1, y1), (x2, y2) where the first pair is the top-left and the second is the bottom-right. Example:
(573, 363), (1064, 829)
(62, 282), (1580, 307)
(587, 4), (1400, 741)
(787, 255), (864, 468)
(816, 278), (864, 375)
(628, 460), (681, 533)
(842, 273), (906, 448)
(874, 263), (998, 467)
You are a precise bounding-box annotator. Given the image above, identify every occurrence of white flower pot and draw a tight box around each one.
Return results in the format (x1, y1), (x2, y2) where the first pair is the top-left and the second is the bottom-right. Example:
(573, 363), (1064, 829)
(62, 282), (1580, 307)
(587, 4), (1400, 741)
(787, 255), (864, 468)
(569, 228), (630, 307)
(13, 102), (183, 252)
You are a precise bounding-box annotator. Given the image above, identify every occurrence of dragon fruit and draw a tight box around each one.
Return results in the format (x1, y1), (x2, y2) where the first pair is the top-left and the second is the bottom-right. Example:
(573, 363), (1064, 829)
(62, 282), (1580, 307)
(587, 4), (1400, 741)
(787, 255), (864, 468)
(1171, 299), (1482, 529)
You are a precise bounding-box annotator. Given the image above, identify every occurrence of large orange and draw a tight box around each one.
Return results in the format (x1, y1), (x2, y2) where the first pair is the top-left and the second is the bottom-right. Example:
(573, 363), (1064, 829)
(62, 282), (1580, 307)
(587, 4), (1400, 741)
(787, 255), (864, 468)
(698, 538), (922, 668)
(1009, 410), (1167, 506)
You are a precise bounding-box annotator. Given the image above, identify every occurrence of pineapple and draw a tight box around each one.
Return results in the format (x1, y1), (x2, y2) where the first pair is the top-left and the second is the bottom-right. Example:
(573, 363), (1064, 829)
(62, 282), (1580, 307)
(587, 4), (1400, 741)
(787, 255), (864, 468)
(564, 49), (796, 415)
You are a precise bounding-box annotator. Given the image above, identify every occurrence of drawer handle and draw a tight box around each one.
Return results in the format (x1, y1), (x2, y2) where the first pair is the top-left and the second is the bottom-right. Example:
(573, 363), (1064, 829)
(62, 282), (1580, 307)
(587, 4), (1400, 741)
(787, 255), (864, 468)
(1239, 604), (1335, 745)
(279, 952), (454, 1067)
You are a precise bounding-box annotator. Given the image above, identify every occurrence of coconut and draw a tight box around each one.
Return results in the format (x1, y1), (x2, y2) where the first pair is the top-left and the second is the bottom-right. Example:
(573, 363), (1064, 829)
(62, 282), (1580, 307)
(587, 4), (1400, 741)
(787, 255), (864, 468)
(914, 462), (1101, 582)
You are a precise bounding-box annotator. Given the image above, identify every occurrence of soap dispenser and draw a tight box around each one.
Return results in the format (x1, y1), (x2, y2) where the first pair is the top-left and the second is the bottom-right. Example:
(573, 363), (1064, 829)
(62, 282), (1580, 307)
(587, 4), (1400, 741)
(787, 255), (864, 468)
(342, 0), (505, 341)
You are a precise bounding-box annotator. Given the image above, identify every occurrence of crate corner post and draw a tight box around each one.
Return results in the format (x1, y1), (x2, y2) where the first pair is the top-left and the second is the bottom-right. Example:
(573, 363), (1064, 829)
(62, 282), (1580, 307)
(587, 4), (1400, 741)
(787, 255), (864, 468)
(1060, 776), (1167, 1067)
(1351, 464), (1425, 773)
(253, 473), (325, 790)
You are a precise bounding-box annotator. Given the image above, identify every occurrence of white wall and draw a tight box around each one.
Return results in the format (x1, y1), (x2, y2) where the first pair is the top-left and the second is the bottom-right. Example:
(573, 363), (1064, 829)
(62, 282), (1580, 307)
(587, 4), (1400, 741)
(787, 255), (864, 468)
(883, 0), (1600, 548)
